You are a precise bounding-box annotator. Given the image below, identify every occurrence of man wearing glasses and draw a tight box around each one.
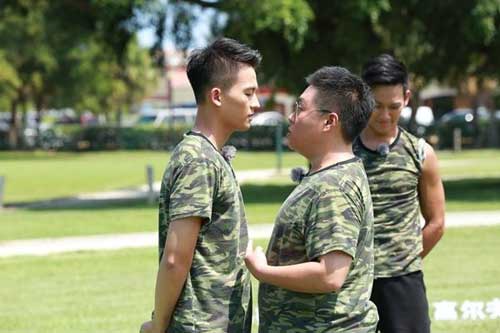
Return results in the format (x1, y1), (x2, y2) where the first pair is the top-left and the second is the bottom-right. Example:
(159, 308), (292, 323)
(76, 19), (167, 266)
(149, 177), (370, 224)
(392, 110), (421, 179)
(246, 66), (378, 332)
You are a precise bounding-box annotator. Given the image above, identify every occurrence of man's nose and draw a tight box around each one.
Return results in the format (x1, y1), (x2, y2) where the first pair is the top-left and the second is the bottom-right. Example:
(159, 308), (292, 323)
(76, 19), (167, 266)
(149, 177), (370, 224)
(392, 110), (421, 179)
(251, 94), (260, 109)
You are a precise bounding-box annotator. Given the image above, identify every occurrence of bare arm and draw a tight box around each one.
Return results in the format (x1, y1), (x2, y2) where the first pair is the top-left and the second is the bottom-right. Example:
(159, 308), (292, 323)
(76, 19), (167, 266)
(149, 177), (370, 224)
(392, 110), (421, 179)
(245, 242), (352, 293)
(419, 143), (445, 258)
(150, 217), (202, 333)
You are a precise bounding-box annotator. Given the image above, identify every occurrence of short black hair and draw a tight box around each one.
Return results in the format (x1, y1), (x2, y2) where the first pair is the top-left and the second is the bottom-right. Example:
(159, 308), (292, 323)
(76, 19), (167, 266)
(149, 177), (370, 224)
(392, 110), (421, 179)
(186, 37), (262, 104)
(361, 54), (409, 91)
(306, 66), (374, 142)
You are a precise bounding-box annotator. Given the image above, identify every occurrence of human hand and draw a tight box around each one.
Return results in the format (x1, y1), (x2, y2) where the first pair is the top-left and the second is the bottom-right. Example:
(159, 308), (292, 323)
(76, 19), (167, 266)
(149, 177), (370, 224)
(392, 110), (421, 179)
(244, 240), (268, 279)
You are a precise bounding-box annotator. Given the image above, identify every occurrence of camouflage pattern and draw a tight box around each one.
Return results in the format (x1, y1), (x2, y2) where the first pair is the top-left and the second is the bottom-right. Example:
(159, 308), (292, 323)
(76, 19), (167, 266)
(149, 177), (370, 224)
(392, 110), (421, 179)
(258, 158), (378, 332)
(353, 128), (424, 278)
(158, 132), (252, 333)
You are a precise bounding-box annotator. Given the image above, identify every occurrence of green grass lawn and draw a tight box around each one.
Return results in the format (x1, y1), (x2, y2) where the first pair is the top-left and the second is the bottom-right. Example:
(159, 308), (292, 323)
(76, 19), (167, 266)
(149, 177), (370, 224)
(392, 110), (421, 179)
(0, 150), (306, 203)
(1, 149), (500, 242)
(1, 225), (499, 333)
(0, 181), (290, 241)
(424, 225), (500, 333)
(0, 203), (157, 241)
(2, 176), (500, 241)
(2, 149), (500, 204)
(439, 149), (500, 179)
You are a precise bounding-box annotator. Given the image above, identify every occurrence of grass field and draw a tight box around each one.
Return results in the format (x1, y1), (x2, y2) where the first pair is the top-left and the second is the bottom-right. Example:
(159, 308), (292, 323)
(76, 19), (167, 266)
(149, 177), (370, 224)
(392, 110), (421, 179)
(1, 150), (499, 332)
(1, 149), (500, 204)
(1, 176), (500, 241)
(1, 225), (499, 333)
(439, 149), (500, 178)
(2, 175), (500, 241)
(0, 150), (306, 203)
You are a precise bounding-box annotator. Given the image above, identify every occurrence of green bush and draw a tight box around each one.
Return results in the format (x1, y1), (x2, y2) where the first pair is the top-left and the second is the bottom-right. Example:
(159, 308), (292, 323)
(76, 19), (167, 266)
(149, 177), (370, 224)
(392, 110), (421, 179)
(0, 123), (290, 151)
(0, 130), (8, 150)
(61, 124), (191, 151)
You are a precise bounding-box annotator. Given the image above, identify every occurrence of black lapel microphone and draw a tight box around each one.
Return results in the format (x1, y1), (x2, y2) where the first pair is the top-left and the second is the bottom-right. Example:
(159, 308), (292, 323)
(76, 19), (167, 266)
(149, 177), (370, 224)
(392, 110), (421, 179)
(376, 143), (390, 156)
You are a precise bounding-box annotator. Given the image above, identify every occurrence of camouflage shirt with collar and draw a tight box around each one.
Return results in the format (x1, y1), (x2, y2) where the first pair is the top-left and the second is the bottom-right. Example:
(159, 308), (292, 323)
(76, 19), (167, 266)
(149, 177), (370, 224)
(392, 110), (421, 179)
(258, 157), (378, 332)
(158, 131), (252, 332)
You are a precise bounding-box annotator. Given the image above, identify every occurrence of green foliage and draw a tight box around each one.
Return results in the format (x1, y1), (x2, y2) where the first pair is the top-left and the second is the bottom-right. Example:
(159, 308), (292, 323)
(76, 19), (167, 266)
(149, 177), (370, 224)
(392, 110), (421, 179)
(0, 52), (20, 109)
(375, 1), (500, 84)
(224, 0), (313, 50)
(62, 37), (159, 120)
(0, 123), (288, 152)
(172, 0), (500, 92)
(0, 1), (161, 148)
(221, 1), (389, 92)
(43, 124), (189, 151)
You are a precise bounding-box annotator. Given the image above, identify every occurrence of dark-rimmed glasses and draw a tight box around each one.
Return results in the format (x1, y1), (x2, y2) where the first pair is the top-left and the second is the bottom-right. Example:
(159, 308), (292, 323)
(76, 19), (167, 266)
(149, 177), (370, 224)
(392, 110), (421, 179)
(292, 100), (333, 118)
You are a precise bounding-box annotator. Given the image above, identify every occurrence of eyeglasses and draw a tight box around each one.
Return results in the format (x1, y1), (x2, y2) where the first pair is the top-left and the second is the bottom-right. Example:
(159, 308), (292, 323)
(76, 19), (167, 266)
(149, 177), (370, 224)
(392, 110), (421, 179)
(293, 100), (333, 118)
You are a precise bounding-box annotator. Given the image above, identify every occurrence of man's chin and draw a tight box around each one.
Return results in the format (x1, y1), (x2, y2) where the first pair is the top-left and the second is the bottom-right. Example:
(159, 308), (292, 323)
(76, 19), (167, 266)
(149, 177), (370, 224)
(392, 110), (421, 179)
(373, 124), (396, 135)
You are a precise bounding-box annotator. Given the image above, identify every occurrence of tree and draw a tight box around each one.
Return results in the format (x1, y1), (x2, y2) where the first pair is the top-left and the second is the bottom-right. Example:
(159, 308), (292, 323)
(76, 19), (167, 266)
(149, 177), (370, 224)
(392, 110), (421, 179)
(166, 0), (500, 145)
(166, 1), (500, 90)
(0, 0), (163, 148)
(62, 37), (158, 125)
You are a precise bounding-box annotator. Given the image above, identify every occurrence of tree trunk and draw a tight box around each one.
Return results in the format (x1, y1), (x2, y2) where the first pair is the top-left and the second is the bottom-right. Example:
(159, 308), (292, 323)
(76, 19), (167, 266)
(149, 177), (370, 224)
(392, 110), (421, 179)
(34, 94), (46, 149)
(7, 100), (19, 149)
(486, 109), (499, 147)
(115, 109), (123, 127)
(408, 89), (420, 135)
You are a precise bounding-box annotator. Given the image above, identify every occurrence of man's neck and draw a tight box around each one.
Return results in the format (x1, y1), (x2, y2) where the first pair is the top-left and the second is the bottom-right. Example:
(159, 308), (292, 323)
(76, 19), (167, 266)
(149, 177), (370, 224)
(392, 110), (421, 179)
(360, 125), (399, 149)
(192, 109), (231, 150)
(308, 144), (355, 173)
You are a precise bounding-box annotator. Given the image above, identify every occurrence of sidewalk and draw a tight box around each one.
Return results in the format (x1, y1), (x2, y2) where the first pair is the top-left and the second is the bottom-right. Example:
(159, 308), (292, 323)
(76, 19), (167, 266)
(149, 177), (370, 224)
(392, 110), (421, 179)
(0, 224), (275, 258)
(1, 211), (499, 258)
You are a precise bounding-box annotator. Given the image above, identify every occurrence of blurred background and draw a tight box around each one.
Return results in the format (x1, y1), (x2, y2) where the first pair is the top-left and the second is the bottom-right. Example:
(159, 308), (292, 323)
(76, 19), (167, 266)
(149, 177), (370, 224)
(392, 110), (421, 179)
(1, 1), (500, 332)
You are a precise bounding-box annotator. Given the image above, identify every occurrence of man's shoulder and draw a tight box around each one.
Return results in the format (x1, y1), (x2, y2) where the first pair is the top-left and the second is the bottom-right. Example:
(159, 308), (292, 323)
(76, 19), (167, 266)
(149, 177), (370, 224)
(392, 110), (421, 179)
(397, 128), (427, 165)
(314, 159), (368, 195)
(399, 127), (421, 146)
(171, 134), (219, 166)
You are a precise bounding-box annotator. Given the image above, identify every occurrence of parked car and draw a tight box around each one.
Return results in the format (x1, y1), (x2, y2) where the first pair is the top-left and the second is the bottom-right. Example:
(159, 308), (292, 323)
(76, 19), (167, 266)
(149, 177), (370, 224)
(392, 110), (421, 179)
(435, 108), (490, 148)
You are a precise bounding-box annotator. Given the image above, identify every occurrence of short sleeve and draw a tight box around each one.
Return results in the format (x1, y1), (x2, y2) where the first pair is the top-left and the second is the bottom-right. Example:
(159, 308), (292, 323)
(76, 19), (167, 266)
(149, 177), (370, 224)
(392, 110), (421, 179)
(305, 190), (361, 260)
(168, 158), (218, 223)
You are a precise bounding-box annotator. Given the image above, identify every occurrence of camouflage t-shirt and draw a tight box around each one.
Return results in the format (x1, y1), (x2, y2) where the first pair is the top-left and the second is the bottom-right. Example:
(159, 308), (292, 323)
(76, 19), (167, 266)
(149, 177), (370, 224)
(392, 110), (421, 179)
(258, 158), (378, 332)
(353, 128), (425, 278)
(158, 132), (252, 333)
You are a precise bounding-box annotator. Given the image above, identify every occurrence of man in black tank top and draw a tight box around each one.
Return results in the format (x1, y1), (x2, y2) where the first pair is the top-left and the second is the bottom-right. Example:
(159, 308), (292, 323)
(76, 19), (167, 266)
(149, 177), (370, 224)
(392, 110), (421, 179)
(353, 54), (446, 333)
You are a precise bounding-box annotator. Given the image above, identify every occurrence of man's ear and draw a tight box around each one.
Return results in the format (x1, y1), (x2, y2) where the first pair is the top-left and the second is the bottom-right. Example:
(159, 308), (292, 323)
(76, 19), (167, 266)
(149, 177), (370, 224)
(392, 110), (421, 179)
(404, 89), (412, 107)
(323, 112), (339, 131)
(209, 88), (222, 107)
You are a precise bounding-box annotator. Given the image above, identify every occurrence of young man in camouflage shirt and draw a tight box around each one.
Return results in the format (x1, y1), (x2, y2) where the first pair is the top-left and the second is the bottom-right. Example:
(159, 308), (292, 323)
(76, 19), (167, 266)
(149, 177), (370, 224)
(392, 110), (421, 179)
(353, 54), (445, 333)
(246, 66), (378, 332)
(140, 38), (261, 333)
